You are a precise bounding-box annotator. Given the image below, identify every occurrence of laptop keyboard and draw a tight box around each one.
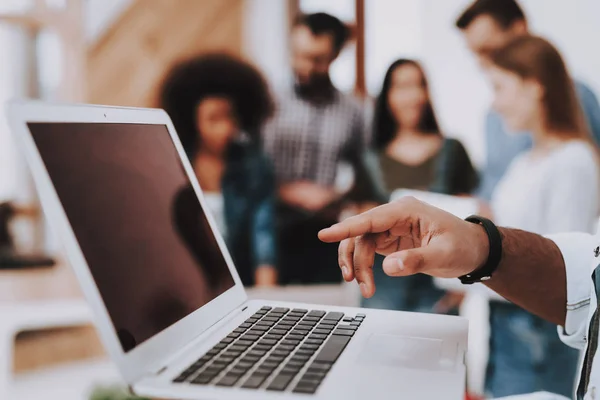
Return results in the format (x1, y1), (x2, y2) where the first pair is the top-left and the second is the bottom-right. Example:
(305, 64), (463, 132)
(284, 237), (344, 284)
(173, 306), (365, 394)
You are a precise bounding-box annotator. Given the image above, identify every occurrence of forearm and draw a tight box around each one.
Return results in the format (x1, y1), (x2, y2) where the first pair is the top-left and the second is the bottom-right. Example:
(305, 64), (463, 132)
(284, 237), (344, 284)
(483, 227), (567, 326)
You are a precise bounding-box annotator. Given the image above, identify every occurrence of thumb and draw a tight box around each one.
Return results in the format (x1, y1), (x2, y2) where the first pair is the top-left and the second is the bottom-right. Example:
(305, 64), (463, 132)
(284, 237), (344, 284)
(382, 246), (438, 277)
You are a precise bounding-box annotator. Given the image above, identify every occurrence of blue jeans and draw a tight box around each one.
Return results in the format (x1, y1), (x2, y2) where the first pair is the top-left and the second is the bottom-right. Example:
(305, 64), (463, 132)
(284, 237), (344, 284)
(361, 255), (450, 313)
(486, 302), (580, 398)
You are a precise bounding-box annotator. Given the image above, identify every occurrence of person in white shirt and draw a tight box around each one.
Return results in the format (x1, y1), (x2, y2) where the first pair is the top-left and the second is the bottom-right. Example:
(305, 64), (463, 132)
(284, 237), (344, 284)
(475, 35), (600, 396)
(318, 196), (600, 400)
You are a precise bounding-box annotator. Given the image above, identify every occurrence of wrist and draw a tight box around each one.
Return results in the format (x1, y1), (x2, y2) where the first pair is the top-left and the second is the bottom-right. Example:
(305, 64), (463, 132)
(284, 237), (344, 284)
(471, 222), (490, 273)
(459, 215), (502, 284)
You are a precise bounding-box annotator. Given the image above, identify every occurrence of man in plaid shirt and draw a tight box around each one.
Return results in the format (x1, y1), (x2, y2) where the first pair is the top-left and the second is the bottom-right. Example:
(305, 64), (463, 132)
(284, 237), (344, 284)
(263, 13), (379, 284)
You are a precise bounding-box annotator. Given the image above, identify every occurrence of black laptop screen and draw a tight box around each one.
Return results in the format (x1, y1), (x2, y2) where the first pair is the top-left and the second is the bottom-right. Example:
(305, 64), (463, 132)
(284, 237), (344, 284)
(29, 122), (235, 352)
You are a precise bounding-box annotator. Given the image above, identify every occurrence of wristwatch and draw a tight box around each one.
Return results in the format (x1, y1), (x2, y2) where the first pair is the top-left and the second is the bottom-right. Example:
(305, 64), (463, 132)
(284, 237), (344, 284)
(458, 215), (503, 285)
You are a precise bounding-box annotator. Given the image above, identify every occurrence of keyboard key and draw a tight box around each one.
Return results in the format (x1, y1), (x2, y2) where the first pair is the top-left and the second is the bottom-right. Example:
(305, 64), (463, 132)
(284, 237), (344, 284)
(319, 320), (337, 326)
(291, 354), (311, 363)
(237, 340), (254, 347)
(216, 355), (236, 363)
(292, 309), (308, 314)
(229, 344), (249, 352)
(333, 329), (354, 337)
(233, 328), (246, 334)
(313, 329), (331, 335)
(247, 329), (266, 337)
(297, 321), (317, 327)
(356, 313), (366, 318)
(296, 349), (316, 357)
(273, 307), (290, 313)
(315, 325), (334, 332)
(302, 372), (326, 381)
(191, 374), (215, 385)
(315, 335), (351, 364)
(271, 349), (291, 357)
(277, 344), (296, 352)
(300, 343), (321, 351)
(173, 375), (189, 383)
(293, 382), (320, 394)
(266, 355), (286, 363)
(253, 310), (267, 317)
(291, 329), (311, 337)
(257, 364), (277, 373)
(241, 334), (261, 342)
(248, 349), (268, 357)
(262, 317), (280, 322)
(242, 355), (261, 363)
(337, 324), (358, 331)
(261, 306), (272, 311)
(343, 317), (353, 322)
(323, 312), (344, 321)
(350, 321), (361, 326)
(222, 351), (242, 359)
(207, 348), (221, 356)
(228, 367), (247, 376)
(214, 342), (229, 349)
(254, 344), (272, 352)
(307, 362), (332, 372)
(271, 329), (288, 336)
(309, 334), (328, 340)
(267, 373), (295, 391)
(274, 326), (292, 333)
(237, 361), (256, 369)
(307, 310), (326, 318)
(286, 360), (306, 368)
(256, 321), (275, 327)
(281, 365), (302, 374)
(258, 338), (277, 346)
(240, 323), (252, 329)
(264, 334), (284, 341)
(251, 325), (270, 332)
(277, 321), (296, 327)
(198, 354), (214, 363)
(287, 334), (305, 341)
(227, 332), (241, 339)
(304, 338), (324, 345)
(242, 374), (268, 389)
(216, 374), (241, 387)
(246, 317), (259, 324)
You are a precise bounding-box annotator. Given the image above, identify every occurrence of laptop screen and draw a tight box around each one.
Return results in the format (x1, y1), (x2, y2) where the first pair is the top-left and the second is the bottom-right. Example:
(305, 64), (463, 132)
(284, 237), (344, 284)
(28, 122), (236, 352)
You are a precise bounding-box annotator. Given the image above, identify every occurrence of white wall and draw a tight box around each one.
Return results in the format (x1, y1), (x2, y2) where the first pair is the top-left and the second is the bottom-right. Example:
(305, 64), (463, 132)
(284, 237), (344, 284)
(243, 0), (292, 92)
(85, 0), (134, 42)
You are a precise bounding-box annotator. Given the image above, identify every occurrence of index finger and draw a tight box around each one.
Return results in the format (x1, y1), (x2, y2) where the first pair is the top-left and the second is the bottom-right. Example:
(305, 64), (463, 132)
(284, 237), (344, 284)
(318, 201), (411, 243)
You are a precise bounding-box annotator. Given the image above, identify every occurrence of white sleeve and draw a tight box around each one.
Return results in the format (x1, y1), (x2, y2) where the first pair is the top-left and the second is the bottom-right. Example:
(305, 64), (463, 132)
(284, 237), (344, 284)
(548, 232), (595, 350)
(543, 144), (599, 233)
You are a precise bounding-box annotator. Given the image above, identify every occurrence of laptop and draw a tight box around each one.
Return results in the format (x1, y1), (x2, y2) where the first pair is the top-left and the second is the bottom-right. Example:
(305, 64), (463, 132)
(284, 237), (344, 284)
(6, 101), (468, 400)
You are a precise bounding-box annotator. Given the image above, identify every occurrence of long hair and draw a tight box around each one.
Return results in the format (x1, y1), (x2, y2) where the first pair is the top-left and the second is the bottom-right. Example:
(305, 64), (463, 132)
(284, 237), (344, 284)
(373, 59), (441, 150)
(489, 35), (588, 140)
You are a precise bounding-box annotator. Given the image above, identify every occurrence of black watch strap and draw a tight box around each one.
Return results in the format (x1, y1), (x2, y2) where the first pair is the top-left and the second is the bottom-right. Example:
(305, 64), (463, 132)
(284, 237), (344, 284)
(459, 215), (503, 285)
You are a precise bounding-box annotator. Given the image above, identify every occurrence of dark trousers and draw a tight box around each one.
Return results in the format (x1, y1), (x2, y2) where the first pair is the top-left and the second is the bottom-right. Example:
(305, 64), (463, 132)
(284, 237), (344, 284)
(276, 205), (342, 285)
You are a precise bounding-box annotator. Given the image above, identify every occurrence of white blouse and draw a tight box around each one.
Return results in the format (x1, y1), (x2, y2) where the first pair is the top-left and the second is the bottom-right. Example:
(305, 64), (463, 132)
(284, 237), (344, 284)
(492, 140), (600, 236)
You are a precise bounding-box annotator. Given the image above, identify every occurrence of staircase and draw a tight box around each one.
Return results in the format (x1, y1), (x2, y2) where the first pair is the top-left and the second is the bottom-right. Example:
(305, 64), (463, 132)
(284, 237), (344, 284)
(87, 0), (245, 107)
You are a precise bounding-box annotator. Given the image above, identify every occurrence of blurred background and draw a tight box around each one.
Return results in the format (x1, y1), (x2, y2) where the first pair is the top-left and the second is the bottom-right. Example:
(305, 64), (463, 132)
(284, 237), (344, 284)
(1, 1), (600, 399)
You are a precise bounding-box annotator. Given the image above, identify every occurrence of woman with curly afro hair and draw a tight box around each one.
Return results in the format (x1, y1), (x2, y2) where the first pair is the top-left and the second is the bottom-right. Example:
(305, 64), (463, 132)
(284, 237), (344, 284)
(159, 53), (278, 287)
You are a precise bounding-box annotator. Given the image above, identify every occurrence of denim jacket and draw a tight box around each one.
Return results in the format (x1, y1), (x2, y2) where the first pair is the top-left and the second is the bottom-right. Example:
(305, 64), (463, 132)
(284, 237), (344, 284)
(221, 141), (276, 285)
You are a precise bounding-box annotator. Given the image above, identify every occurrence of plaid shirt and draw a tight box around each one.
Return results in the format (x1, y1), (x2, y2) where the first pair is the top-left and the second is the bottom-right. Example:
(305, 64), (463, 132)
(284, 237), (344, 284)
(263, 87), (368, 187)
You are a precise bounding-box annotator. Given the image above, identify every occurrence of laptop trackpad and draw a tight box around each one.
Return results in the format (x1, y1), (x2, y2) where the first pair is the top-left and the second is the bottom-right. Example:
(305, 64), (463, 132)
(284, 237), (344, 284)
(358, 334), (453, 371)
